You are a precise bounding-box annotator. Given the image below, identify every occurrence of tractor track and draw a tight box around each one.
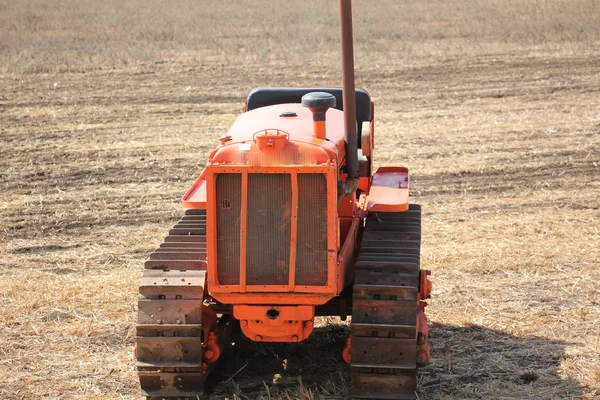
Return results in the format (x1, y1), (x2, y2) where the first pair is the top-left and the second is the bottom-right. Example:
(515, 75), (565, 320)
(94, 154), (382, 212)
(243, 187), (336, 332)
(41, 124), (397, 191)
(350, 204), (422, 400)
(136, 209), (210, 400)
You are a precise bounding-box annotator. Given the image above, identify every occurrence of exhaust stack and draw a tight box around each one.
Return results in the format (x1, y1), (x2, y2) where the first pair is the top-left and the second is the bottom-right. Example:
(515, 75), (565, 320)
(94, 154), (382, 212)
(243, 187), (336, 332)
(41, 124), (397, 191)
(339, 0), (359, 194)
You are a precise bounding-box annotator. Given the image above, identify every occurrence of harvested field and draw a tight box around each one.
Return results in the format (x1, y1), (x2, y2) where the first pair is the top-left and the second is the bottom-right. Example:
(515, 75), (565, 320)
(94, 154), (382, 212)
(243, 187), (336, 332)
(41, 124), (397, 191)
(1, 0), (599, 399)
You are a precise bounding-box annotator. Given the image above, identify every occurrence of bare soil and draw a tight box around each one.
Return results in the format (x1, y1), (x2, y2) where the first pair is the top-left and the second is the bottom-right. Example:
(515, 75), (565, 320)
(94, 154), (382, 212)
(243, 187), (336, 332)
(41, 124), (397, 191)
(1, 1), (599, 399)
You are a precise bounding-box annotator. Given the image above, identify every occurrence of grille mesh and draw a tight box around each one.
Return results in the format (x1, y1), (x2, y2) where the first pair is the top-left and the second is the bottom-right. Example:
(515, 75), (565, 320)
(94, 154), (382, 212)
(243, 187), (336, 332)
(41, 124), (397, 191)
(246, 174), (292, 285)
(214, 172), (328, 288)
(296, 174), (328, 286)
(216, 173), (241, 285)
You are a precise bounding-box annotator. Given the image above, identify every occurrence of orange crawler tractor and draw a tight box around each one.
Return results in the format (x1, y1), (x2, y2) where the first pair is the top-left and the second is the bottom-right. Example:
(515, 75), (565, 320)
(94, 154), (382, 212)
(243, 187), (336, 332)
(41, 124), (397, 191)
(135, 1), (431, 399)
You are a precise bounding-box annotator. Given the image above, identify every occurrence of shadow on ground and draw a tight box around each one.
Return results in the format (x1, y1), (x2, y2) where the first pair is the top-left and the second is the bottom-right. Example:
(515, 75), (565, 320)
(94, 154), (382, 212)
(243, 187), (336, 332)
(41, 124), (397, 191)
(206, 322), (584, 400)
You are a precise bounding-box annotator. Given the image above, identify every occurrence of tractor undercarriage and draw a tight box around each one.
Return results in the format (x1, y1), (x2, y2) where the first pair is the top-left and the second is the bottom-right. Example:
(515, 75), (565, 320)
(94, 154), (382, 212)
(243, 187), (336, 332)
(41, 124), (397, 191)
(136, 209), (222, 398)
(135, 207), (431, 399)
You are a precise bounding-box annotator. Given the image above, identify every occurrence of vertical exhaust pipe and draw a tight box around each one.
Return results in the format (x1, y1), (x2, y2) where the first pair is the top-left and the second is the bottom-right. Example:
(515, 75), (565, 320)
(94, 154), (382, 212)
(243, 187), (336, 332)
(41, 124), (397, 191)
(339, 0), (359, 195)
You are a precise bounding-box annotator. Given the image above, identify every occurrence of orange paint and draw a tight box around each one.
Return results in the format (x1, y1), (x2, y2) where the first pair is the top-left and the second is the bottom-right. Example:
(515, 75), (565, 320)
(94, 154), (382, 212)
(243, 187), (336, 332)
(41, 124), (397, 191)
(182, 168), (207, 209)
(342, 336), (352, 364)
(366, 166), (410, 212)
(419, 270), (433, 301)
(205, 165), (341, 301)
(234, 305), (314, 342)
(179, 92), (421, 346)
(416, 302), (431, 367)
(313, 120), (327, 140)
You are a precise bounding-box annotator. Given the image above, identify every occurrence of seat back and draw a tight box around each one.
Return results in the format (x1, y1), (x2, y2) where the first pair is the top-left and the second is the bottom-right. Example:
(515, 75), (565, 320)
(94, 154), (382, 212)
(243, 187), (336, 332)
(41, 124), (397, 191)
(246, 87), (372, 126)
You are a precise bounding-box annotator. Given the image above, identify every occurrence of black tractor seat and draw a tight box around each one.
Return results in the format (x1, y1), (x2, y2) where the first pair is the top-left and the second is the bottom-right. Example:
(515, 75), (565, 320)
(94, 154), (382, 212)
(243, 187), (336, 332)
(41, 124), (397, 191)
(246, 86), (372, 129)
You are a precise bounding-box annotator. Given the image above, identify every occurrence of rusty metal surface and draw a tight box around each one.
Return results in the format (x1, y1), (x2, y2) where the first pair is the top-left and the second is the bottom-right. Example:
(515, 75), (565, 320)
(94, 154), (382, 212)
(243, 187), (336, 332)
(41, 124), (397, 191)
(246, 173), (291, 285)
(136, 212), (208, 399)
(213, 172), (329, 288)
(351, 337), (417, 369)
(216, 173), (242, 285)
(138, 299), (203, 325)
(144, 259), (207, 270)
(350, 204), (422, 400)
(159, 241), (206, 247)
(164, 235), (206, 243)
(355, 258), (419, 272)
(339, 0), (359, 181)
(139, 371), (205, 397)
(351, 371), (417, 400)
(185, 208), (207, 216)
(354, 270), (418, 287)
(362, 230), (420, 241)
(149, 251), (206, 260)
(295, 173), (328, 286)
(137, 336), (204, 367)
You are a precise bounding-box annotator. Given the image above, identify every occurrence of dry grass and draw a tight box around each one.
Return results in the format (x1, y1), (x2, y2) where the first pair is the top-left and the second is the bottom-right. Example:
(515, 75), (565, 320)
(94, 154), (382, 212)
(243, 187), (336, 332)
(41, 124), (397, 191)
(1, 0), (600, 399)
(2, 0), (600, 74)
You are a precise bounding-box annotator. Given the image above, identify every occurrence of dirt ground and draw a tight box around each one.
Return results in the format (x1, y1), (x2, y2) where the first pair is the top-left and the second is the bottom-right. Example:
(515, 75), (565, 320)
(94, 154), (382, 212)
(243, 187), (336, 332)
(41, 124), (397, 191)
(1, 1), (599, 399)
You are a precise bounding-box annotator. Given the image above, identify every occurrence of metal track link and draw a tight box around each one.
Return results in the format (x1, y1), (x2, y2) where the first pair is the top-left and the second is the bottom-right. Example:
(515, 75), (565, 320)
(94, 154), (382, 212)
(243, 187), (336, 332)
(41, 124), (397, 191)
(350, 205), (422, 400)
(136, 209), (208, 400)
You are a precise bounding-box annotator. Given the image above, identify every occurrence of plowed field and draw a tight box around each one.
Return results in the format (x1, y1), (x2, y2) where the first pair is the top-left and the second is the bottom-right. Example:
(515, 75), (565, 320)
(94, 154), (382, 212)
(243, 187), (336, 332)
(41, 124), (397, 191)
(1, 1), (599, 399)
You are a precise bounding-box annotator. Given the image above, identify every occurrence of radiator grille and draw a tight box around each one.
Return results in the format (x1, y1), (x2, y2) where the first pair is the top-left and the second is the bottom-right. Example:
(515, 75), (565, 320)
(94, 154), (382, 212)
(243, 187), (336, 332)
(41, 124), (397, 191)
(214, 172), (329, 288)
(216, 173), (241, 285)
(296, 174), (328, 285)
(246, 174), (292, 285)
